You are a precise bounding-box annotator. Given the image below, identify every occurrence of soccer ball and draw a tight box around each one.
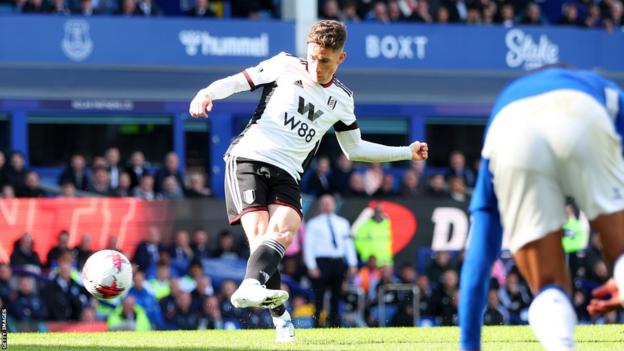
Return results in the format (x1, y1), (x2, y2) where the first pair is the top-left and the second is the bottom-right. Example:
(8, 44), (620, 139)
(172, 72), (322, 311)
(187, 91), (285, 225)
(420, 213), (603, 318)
(81, 249), (133, 300)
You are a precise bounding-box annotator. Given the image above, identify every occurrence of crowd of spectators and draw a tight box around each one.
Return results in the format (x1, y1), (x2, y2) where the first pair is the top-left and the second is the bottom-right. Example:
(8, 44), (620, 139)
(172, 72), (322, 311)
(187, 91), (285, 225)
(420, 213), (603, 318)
(1, 0), (623, 32)
(302, 150), (476, 204)
(2, 202), (621, 332)
(320, 0), (623, 31)
(0, 148), (212, 200)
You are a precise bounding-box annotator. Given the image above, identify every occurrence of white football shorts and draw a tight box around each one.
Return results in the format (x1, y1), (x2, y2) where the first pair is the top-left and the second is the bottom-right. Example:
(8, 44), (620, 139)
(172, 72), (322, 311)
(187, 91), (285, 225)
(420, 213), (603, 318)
(483, 89), (624, 253)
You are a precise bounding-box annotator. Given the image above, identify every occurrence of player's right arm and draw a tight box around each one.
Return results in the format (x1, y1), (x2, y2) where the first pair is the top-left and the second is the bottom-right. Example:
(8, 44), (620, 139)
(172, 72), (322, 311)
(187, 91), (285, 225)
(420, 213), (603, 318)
(189, 52), (289, 118)
(459, 158), (503, 351)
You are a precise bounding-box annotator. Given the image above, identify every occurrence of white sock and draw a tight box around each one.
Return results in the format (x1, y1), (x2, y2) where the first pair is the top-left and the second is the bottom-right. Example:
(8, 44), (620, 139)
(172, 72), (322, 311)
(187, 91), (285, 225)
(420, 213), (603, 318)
(614, 255), (624, 306)
(272, 310), (291, 328)
(241, 278), (261, 287)
(528, 286), (576, 351)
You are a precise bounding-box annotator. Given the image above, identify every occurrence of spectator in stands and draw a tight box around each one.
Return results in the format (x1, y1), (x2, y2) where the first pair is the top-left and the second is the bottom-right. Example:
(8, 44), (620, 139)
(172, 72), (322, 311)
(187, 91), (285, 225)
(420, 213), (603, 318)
(329, 154), (353, 196)
(22, 0), (45, 13)
(190, 228), (213, 260)
(87, 167), (114, 196)
(448, 176), (468, 202)
(9, 275), (48, 322)
(414, 276), (435, 321)
(184, 171), (211, 198)
(386, 0), (404, 21)
(168, 229), (194, 277)
(572, 290), (591, 323)
(304, 194), (358, 327)
(1, 184), (14, 198)
(585, 3), (605, 28)
(213, 229), (247, 259)
(498, 269), (531, 325)
(399, 170), (421, 197)
(354, 204), (393, 266)
(134, 227), (163, 278)
(159, 175), (184, 200)
(74, 0), (97, 16)
(482, 1), (498, 24)
(45, 261), (87, 321)
(59, 154), (90, 191)
(190, 276), (215, 311)
(0, 150), (6, 187)
(128, 269), (164, 329)
(0, 263), (11, 303)
(108, 295), (152, 331)
(426, 251), (454, 284)
(409, 0), (432, 23)
(126, 151), (148, 189)
(10, 233), (42, 272)
(306, 156), (332, 197)
(436, 5), (450, 23)
(59, 181), (77, 198)
(218, 279), (245, 323)
(4, 151), (27, 194)
(466, 4), (482, 24)
(356, 256), (381, 295)
(373, 174), (396, 197)
(154, 152), (184, 194)
(363, 162), (384, 195)
(199, 295), (223, 329)
(113, 171), (132, 197)
(135, 0), (161, 16)
(167, 292), (200, 330)
(609, 1), (623, 28)
(559, 2), (583, 26)
(446, 0), (469, 23)
(46, 230), (70, 268)
(368, 265), (400, 325)
(519, 2), (546, 25)
(446, 150), (475, 188)
(497, 2), (515, 26)
(179, 260), (203, 293)
(18, 171), (46, 198)
(117, 0), (136, 15)
(341, 0), (361, 22)
(352, 171), (371, 196)
(73, 234), (93, 269)
(426, 173), (448, 198)
(149, 262), (172, 300)
(132, 174), (157, 200)
(321, 0), (341, 21)
(105, 147), (121, 189)
(483, 287), (508, 325)
(434, 269), (459, 326)
(371, 0), (390, 22)
(47, 0), (70, 14)
(187, 0), (216, 17)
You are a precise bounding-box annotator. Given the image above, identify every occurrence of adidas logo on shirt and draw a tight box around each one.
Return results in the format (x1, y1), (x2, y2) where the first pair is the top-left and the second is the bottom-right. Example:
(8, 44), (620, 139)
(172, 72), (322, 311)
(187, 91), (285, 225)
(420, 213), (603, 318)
(293, 80), (303, 88)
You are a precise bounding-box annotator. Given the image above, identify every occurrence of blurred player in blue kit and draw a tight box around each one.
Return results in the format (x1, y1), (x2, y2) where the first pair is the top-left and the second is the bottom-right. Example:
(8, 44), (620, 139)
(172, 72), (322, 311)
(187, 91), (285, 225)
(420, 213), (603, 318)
(459, 67), (624, 351)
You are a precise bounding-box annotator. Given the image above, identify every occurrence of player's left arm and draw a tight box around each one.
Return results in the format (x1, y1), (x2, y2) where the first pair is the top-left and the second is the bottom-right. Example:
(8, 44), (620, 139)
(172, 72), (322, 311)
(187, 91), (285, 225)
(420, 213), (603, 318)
(334, 123), (428, 162)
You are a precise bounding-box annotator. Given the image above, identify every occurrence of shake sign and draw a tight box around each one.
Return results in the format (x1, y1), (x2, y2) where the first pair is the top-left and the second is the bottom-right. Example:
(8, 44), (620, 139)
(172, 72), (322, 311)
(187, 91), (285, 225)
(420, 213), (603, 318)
(505, 29), (559, 70)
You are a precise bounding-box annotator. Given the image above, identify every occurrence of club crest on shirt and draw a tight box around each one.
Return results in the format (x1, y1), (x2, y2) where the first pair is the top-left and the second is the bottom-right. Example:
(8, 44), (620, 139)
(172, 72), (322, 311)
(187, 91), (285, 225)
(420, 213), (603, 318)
(327, 96), (337, 110)
(243, 189), (256, 204)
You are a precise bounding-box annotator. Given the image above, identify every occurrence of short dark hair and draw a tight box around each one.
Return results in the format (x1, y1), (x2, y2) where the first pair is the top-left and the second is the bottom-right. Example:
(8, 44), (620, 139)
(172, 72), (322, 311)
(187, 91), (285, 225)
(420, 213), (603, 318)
(307, 20), (347, 51)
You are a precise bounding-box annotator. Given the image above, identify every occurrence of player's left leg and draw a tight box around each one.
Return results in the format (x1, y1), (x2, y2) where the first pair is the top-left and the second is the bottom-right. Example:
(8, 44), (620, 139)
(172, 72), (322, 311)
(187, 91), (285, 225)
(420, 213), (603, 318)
(514, 231), (576, 351)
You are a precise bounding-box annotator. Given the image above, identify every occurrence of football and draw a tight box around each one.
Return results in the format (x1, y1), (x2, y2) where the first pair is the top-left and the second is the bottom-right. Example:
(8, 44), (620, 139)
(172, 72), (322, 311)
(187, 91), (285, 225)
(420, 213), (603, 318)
(81, 249), (133, 300)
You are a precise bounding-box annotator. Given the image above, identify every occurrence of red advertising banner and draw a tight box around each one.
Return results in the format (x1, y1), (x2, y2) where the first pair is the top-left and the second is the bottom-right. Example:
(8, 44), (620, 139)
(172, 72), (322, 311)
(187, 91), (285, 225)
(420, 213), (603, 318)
(0, 198), (172, 264)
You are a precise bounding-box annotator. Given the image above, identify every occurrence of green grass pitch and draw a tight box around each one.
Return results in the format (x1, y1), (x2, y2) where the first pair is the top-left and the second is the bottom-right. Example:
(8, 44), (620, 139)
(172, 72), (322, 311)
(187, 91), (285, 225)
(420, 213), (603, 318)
(7, 325), (624, 351)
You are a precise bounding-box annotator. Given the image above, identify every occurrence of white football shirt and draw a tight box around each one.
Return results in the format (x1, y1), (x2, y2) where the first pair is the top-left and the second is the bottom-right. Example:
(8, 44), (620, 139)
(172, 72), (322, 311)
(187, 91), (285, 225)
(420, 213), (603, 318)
(225, 52), (358, 181)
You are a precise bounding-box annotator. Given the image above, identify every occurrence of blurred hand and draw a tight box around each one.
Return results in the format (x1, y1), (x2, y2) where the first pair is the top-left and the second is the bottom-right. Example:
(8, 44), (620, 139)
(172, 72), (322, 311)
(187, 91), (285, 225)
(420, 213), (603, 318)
(348, 266), (358, 277)
(308, 268), (321, 279)
(189, 91), (213, 118)
(410, 141), (428, 161)
(587, 278), (622, 315)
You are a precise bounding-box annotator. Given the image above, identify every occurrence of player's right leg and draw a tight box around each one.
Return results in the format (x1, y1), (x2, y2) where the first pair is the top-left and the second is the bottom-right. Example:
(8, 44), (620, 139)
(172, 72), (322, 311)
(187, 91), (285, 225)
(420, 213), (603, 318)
(513, 231), (576, 351)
